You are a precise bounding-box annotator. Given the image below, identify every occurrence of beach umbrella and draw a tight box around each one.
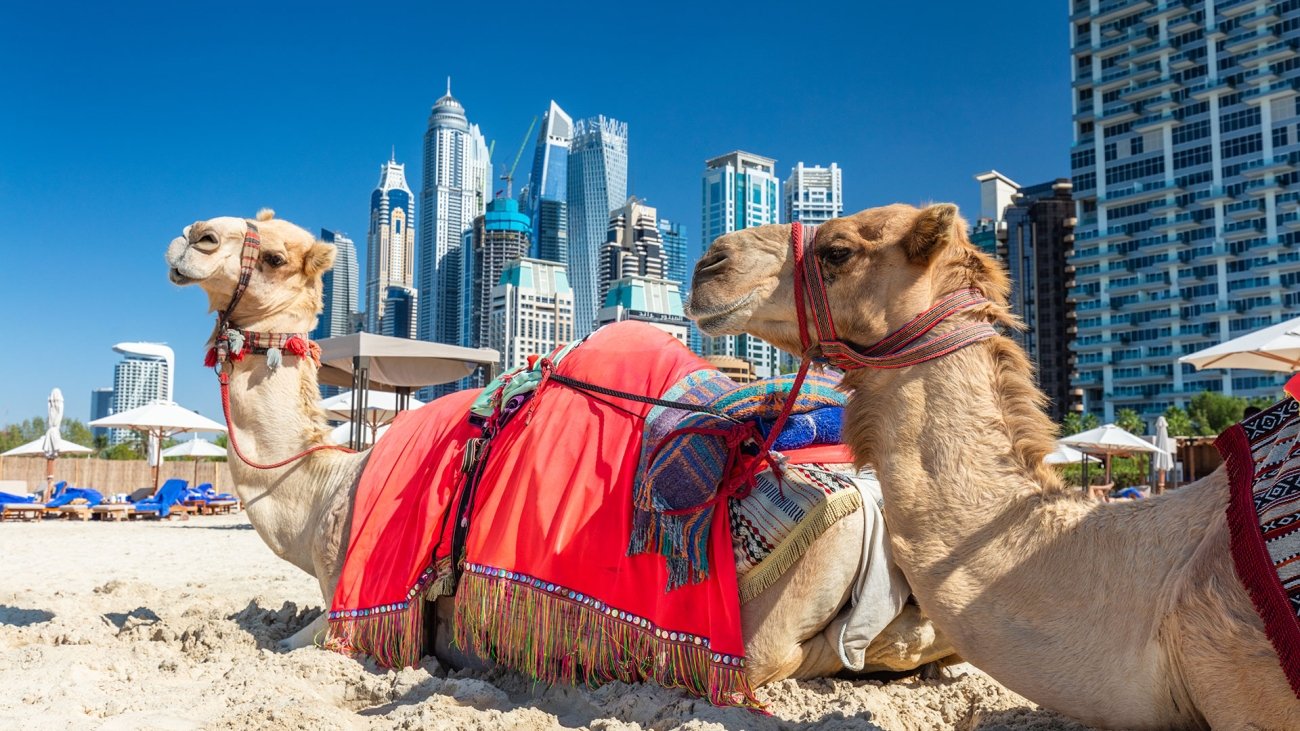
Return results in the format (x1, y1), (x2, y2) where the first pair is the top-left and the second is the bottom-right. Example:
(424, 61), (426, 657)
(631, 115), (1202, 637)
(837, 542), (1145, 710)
(161, 435), (226, 485)
(0, 389), (92, 501)
(1060, 423), (1167, 486)
(326, 421), (390, 448)
(320, 390), (422, 436)
(1151, 416), (1176, 493)
(1179, 315), (1300, 373)
(90, 400), (226, 490)
(1044, 442), (1100, 465)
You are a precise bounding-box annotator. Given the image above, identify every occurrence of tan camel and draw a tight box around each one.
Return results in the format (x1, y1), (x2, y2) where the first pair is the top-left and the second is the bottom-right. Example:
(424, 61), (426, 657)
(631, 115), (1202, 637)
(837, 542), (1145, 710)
(164, 209), (951, 684)
(687, 202), (1300, 730)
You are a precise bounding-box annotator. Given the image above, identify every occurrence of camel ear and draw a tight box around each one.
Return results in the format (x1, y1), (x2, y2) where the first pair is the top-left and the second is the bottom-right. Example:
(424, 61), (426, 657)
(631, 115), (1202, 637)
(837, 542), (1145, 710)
(902, 203), (960, 264)
(304, 241), (336, 279)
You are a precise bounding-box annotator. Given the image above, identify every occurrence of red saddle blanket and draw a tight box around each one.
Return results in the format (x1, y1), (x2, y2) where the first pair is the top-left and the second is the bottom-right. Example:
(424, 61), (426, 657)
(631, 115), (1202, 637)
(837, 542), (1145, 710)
(327, 322), (760, 707)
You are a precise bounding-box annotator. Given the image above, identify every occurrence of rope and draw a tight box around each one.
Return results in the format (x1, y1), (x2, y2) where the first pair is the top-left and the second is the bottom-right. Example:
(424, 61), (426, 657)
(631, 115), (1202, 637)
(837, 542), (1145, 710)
(219, 372), (356, 469)
(548, 372), (733, 418)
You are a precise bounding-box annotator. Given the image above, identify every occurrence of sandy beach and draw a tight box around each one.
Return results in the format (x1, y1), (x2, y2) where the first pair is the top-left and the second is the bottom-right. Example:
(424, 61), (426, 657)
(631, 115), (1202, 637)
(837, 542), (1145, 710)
(0, 515), (1093, 730)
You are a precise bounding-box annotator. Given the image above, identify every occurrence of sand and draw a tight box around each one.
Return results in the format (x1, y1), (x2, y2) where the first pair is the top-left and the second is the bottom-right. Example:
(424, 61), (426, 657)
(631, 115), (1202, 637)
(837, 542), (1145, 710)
(0, 514), (1094, 731)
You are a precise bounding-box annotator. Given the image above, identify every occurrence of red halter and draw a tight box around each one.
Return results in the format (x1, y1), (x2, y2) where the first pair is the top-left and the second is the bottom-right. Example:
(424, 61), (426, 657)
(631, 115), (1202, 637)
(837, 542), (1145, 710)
(210, 221), (355, 469)
(789, 222), (998, 371)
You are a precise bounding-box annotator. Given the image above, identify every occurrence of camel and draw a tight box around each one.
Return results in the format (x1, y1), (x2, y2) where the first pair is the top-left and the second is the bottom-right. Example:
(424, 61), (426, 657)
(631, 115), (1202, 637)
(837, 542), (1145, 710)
(687, 202), (1300, 730)
(163, 208), (952, 688)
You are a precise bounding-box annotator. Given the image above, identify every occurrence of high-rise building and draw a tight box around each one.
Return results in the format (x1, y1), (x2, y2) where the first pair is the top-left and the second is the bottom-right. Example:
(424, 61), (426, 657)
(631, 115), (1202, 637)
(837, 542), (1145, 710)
(567, 115), (628, 337)
(659, 217), (701, 353)
(90, 387), (113, 441)
(599, 198), (667, 306)
(313, 228), (358, 341)
(108, 343), (173, 445)
(365, 155), (415, 334)
(970, 170), (1021, 257)
(783, 162), (844, 225)
(981, 175), (1080, 422)
(466, 197), (532, 351)
(700, 151), (786, 378)
(524, 101), (572, 264)
(379, 286), (417, 339)
(490, 258), (574, 372)
(416, 79), (492, 348)
(1070, 0), (1300, 422)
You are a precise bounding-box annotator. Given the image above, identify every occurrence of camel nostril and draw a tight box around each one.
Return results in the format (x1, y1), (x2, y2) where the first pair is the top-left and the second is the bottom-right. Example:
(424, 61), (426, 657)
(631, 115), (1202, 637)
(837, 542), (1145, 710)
(695, 252), (729, 276)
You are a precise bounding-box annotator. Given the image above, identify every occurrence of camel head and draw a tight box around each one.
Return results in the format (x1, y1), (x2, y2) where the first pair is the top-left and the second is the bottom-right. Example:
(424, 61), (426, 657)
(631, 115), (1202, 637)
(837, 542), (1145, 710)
(687, 203), (1017, 359)
(165, 209), (336, 333)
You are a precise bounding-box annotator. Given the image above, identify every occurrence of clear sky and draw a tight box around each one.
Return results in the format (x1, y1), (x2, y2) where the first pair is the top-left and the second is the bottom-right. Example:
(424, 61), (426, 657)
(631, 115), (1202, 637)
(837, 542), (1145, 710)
(0, 1), (1070, 427)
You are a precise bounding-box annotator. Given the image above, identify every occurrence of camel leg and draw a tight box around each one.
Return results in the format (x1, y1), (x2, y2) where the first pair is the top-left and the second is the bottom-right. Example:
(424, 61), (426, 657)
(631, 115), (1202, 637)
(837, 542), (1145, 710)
(742, 512), (862, 686)
(856, 603), (956, 674)
(279, 612), (327, 651)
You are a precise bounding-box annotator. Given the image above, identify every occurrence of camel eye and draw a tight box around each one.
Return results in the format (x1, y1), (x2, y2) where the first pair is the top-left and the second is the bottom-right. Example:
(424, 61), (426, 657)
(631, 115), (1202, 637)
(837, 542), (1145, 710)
(263, 252), (286, 267)
(821, 246), (853, 265)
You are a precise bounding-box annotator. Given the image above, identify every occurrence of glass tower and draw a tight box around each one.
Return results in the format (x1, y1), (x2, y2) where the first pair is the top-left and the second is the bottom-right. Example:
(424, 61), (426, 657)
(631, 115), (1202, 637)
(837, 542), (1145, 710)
(416, 80), (491, 347)
(1070, 0), (1300, 422)
(700, 151), (786, 378)
(567, 115), (628, 337)
(783, 162), (844, 226)
(313, 228), (358, 341)
(365, 156), (414, 335)
(524, 101), (572, 264)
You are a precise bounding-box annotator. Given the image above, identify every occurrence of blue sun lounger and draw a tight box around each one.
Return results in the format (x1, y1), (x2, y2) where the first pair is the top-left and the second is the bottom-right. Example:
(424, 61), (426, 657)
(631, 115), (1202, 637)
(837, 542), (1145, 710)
(132, 478), (188, 519)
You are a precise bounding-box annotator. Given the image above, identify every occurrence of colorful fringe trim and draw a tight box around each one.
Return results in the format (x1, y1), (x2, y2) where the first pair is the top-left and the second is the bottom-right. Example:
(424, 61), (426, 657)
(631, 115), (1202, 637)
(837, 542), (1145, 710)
(453, 563), (764, 710)
(737, 487), (862, 604)
(325, 562), (442, 669)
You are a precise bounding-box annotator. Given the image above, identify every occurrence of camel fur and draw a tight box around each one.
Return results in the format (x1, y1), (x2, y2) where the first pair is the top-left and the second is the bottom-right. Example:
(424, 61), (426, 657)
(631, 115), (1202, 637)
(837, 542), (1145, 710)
(164, 209), (952, 684)
(687, 202), (1300, 730)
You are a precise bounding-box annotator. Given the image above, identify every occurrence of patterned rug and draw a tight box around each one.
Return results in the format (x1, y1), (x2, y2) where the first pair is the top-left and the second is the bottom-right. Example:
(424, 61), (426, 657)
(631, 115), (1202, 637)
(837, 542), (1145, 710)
(629, 370), (848, 591)
(1217, 380), (1300, 698)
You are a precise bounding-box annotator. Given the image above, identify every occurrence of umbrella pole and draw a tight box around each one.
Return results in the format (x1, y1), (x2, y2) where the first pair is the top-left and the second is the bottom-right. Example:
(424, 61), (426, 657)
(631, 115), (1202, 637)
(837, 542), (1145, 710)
(1105, 454), (1112, 485)
(45, 457), (54, 502)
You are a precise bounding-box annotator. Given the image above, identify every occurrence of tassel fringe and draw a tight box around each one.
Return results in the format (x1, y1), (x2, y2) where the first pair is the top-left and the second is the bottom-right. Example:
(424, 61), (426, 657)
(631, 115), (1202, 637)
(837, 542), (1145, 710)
(738, 489), (862, 603)
(453, 567), (764, 710)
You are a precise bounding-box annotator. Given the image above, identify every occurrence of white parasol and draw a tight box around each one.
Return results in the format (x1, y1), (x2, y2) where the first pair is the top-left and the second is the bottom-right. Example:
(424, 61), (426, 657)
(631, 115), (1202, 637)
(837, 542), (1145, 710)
(90, 399), (226, 489)
(161, 435), (227, 485)
(1060, 423), (1167, 485)
(1179, 315), (1300, 373)
(1151, 416), (1176, 493)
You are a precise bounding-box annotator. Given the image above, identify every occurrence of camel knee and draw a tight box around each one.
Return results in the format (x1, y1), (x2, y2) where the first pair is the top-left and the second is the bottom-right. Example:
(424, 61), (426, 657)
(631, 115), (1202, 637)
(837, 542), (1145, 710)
(858, 603), (955, 673)
(746, 636), (843, 686)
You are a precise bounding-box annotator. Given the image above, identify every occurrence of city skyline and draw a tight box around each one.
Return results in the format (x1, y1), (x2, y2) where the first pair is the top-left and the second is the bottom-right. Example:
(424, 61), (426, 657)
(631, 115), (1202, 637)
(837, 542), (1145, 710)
(0, 1), (1070, 425)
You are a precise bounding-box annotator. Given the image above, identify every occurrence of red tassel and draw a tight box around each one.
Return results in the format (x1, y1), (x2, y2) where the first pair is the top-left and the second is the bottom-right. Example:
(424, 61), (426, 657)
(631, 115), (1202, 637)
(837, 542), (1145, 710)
(526, 354), (540, 369)
(230, 347), (246, 362)
(204, 348), (218, 368)
(284, 336), (308, 356)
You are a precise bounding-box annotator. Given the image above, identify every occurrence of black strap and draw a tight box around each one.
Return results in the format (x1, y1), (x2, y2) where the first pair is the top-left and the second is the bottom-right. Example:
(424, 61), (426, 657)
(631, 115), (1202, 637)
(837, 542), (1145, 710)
(547, 372), (732, 418)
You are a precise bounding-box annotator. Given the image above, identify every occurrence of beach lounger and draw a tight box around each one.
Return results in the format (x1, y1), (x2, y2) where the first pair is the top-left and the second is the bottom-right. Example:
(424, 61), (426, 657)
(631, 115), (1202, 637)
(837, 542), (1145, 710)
(90, 504), (133, 521)
(131, 479), (188, 520)
(1, 490), (47, 521)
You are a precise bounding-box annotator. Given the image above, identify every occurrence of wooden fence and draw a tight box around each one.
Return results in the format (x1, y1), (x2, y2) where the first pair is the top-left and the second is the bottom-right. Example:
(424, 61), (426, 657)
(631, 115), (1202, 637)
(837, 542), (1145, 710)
(0, 457), (232, 496)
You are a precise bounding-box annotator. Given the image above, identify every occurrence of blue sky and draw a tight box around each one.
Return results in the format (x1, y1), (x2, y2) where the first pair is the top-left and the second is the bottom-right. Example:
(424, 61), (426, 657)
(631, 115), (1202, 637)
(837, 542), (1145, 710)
(0, 1), (1069, 426)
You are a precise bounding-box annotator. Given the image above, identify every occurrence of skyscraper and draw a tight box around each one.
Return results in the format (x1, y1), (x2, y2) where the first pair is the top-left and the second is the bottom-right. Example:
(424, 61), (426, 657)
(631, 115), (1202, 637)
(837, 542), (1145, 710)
(365, 155), (415, 334)
(524, 101), (572, 264)
(466, 197), (532, 351)
(599, 198), (667, 306)
(490, 258), (574, 372)
(975, 173), (1079, 422)
(108, 343), (173, 445)
(1070, 0), (1300, 422)
(783, 162), (844, 225)
(970, 170), (1020, 257)
(379, 286), (418, 340)
(416, 80), (492, 347)
(700, 151), (785, 378)
(657, 218), (689, 288)
(567, 115), (628, 337)
(90, 387), (113, 441)
(313, 228), (358, 341)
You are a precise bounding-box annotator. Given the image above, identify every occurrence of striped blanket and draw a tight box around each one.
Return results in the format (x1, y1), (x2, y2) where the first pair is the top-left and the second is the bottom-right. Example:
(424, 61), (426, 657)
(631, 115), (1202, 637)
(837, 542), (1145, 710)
(1218, 373), (1300, 698)
(629, 369), (848, 591)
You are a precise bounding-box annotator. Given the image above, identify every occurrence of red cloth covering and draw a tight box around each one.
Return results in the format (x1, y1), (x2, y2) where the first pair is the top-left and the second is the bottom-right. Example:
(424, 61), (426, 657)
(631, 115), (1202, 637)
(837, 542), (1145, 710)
(328, 322), (761, 707)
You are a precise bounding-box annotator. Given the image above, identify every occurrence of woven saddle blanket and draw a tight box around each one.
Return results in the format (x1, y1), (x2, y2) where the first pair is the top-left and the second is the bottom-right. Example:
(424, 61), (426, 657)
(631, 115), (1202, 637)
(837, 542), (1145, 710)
(1217, 373), (1300, 698)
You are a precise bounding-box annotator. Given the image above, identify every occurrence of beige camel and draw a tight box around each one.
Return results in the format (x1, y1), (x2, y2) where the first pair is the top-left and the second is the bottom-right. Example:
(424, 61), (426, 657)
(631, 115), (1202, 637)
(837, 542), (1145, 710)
(164, 209), (950, 685)
(688, 202), (1300, 730)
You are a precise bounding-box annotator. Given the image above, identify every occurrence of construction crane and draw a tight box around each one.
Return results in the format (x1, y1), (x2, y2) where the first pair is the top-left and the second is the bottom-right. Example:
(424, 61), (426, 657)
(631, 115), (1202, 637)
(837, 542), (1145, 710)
(499, 115), (538, 200)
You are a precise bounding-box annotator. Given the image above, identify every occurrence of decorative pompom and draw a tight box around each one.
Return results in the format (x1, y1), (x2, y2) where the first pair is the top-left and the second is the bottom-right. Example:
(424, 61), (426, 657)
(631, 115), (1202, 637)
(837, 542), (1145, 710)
(307, 341), (322, 366)
(226, 329), (245, 356)
(265, 347), (283, 370)
(284, 335), (308, 356)
(204, 348), (218, 368)
(526, 354), (540, 370)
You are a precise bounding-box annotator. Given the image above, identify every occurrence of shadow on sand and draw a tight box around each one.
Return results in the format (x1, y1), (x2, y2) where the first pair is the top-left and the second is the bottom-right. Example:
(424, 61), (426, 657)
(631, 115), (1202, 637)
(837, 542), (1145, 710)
(0, 605), (55, 627)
